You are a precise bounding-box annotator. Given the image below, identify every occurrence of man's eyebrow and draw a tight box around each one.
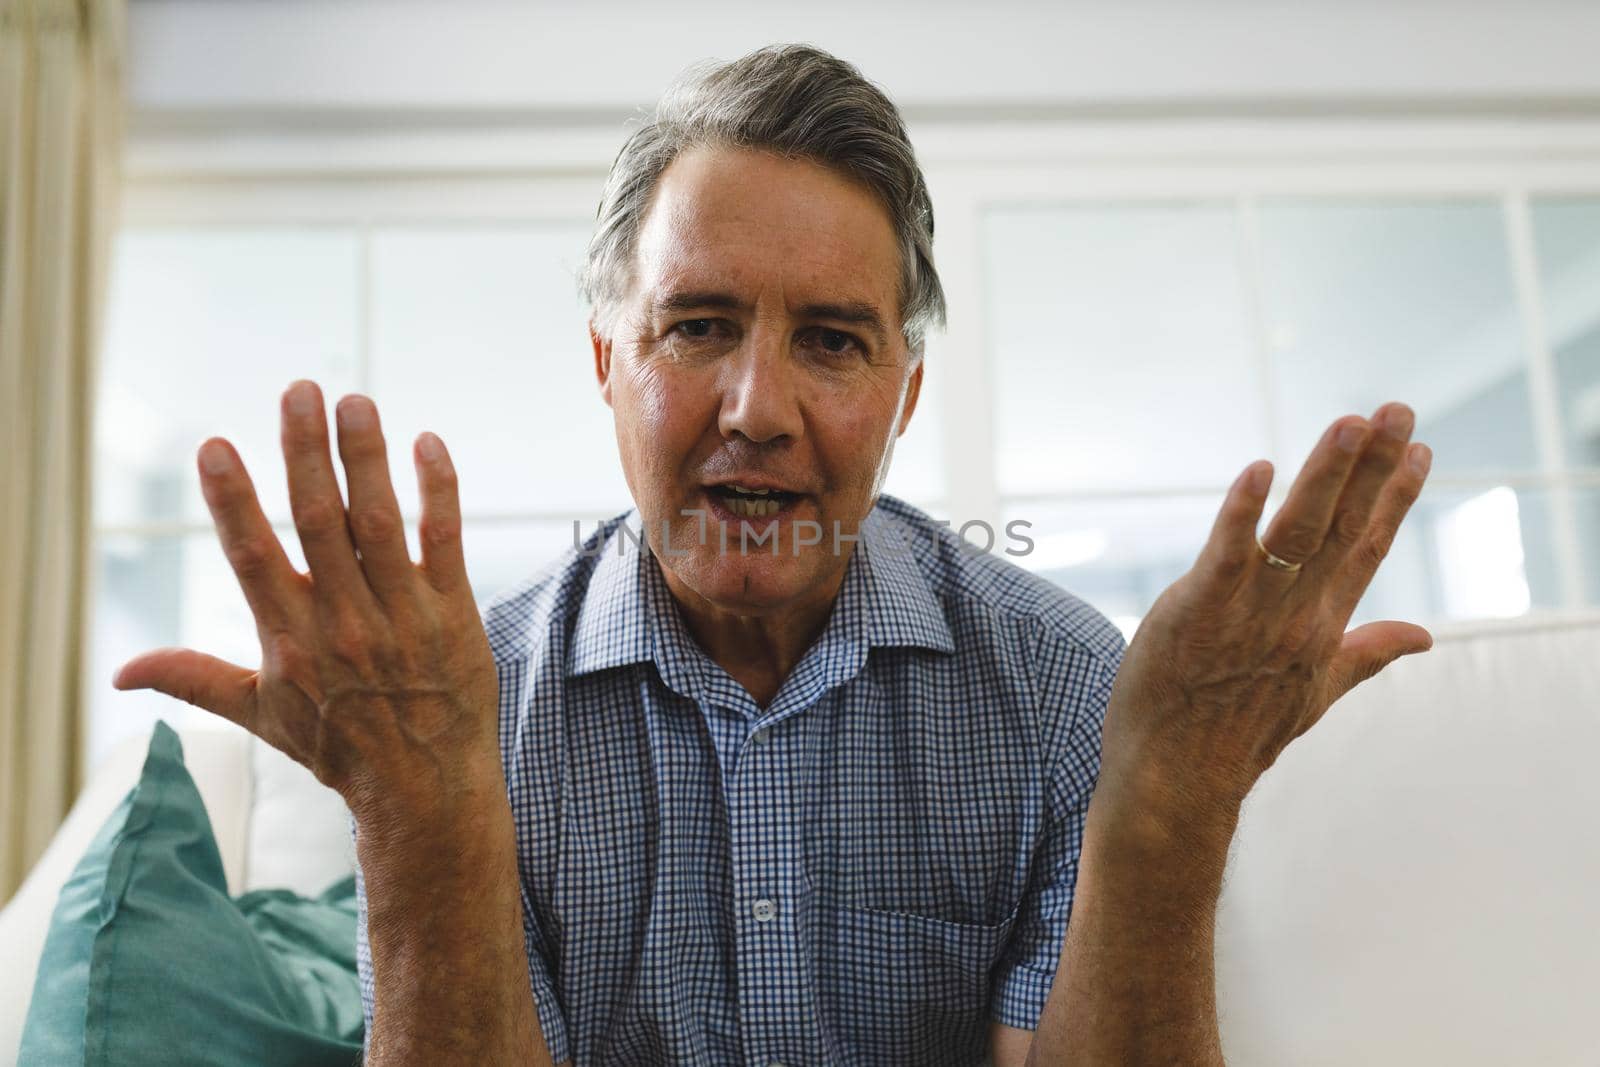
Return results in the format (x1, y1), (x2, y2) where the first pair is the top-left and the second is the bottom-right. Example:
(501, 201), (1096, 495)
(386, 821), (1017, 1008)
(650, 291), (891, 345)
(796, 301), (889, 345)
(650, 291), (748, 315)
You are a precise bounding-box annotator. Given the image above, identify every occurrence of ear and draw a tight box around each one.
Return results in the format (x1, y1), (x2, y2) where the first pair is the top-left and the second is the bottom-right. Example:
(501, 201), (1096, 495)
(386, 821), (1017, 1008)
(591, 318), (614, 408)
(895, 355), (924, 438)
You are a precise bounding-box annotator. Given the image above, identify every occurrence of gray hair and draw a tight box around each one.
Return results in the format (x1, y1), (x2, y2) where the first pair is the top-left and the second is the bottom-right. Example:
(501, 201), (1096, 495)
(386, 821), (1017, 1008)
(580, 43), (946, 356)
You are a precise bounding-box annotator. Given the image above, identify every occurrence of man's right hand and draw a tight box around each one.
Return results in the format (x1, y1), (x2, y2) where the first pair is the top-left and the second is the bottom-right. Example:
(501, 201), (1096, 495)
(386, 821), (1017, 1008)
(112, 379), (502, 827)
(113, 380), (550, 1064)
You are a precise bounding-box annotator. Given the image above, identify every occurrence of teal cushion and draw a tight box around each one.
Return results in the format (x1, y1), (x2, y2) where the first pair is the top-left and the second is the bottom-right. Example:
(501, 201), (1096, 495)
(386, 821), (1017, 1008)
(19, 721), (363, 1066)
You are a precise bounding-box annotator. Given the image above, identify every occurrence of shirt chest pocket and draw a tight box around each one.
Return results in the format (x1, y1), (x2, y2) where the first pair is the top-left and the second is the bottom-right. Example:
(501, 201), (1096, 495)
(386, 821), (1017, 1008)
(811, 901), (1019, 1064)
(802, 782), (1036, 930)
(802, 704), (1044, 931)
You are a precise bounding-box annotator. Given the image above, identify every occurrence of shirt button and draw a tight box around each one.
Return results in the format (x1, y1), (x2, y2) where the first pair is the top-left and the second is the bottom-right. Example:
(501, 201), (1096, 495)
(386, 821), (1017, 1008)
(751, 727), (770, 745)
(752, 898), (777, 922)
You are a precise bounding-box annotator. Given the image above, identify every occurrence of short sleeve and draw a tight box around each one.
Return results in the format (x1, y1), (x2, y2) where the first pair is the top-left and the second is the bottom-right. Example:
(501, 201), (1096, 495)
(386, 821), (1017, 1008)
(989, 634), (1122, 1029)
(354, 818), (374, 1058)
(351, 819), (571, 1064)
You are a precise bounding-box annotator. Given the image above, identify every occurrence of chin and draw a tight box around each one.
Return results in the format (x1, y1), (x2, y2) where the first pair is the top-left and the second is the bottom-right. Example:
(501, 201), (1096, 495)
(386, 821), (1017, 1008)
(674, 549), (824, 615)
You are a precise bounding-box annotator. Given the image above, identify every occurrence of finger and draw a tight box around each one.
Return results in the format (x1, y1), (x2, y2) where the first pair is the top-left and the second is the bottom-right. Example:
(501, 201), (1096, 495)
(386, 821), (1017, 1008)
(1191, 460), (1273, 600)
(113, 647), (259, 729)
(196, 438), (301, 632)
(1257, 415), (1371, 568)
(415, 432), (470, 595)
(1319, 619), (1434, 710)
(1305, 403), (1415, 579)
(1327, 441), (1432, 620)
(334, 394), (414, 602)
(280, 380), (372, 604)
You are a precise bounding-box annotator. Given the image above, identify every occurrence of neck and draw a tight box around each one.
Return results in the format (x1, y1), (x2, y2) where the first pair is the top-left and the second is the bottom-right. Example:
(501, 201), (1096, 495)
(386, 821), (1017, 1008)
(657, 559), (850, 709)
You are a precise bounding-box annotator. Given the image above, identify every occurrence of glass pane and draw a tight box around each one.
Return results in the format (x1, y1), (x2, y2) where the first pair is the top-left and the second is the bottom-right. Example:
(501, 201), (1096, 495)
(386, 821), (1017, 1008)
(97, 229), (362, 525)
(460, 520), (591, 606)
(1530, 198), (1600, 470)
(997, 482), (1574, 646)
(1573, 484), (1600, 607)
(1000, 493), (1221, 639)
(90, 534), (194, 770)
(1368, 483), (1570, 625)
(88, 529), (309, 771)
(1256, 200), (1539, 476)
(985, 203), (1269, 495)
(368, 227), (631, 518)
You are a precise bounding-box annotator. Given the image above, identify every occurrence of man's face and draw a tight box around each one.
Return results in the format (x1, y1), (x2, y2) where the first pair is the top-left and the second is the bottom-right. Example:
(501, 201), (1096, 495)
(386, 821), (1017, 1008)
(593, 144), (923, 618)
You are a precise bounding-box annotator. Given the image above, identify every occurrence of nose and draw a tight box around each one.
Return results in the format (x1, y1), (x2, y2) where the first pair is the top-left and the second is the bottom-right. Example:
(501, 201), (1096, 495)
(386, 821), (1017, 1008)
(717, 324), (804, 444)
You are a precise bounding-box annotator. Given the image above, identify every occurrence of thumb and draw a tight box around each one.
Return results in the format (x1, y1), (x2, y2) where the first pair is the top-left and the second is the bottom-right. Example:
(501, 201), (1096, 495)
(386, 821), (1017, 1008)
(1326, 620), (1434, 704)
(113, 647), (258, 728)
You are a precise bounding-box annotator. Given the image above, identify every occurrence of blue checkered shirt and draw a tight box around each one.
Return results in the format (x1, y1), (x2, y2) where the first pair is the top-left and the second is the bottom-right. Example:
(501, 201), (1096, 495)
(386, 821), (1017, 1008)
(356, 495), (1124, 1065)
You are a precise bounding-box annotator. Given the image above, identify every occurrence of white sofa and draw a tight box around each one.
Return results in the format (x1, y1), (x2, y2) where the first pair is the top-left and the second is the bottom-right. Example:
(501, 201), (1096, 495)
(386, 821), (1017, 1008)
(3, 615), (1597, 1066)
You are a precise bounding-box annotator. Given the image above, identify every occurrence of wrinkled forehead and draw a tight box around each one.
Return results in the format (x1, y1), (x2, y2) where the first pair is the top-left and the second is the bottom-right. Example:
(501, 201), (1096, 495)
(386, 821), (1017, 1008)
(630, 146), (903, 319)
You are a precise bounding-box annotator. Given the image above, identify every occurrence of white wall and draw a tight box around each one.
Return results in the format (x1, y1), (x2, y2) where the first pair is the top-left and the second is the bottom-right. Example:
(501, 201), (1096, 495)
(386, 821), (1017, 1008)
(128, 0), (1600, 118)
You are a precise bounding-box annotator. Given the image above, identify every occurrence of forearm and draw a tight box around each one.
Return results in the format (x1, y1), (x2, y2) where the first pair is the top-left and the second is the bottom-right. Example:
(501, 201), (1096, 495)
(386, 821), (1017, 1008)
(1027, 790), (1238, 1067)
(357, 773), (550, 1066)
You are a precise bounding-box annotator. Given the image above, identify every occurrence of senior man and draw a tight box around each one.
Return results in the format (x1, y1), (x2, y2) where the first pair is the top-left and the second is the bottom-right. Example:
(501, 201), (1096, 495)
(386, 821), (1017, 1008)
(115, 44), (1433, 1066)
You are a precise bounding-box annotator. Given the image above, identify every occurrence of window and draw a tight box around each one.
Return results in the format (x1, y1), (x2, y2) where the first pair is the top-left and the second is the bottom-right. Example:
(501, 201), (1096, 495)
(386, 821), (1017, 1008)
(982, 190), (1600, 635)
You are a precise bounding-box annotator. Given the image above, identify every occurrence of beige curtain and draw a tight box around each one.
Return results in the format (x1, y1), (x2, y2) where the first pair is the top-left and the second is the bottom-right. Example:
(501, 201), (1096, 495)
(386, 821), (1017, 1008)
(0, 0), (123, 904)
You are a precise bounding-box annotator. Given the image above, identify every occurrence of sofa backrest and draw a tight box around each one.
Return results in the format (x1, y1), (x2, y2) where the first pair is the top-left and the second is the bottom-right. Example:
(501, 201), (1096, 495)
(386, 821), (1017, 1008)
(1216, 613), (1600, 1066)
(245, 736), (354, 896)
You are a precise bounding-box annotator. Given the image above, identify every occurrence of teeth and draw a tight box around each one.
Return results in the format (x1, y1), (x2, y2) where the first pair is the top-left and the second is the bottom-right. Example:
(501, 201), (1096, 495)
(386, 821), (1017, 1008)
(728, 496), (781, 518)
(730, 485), (771, 495)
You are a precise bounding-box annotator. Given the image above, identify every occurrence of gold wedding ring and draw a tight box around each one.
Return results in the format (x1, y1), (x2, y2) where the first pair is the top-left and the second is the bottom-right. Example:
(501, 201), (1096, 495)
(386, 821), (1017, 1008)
(1255, 536), (1304, 574)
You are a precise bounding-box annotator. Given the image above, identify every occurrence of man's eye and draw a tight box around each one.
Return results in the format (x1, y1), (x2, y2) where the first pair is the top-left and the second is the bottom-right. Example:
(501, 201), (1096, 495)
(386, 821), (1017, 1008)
(671, 318), (725, 341)
(805, 328), (863, 357)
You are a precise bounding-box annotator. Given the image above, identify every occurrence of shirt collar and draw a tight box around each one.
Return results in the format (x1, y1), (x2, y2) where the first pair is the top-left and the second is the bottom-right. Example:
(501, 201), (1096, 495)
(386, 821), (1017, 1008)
(858, 505), (957, 655)
(568, 502), (956, 681)
(568, 514), (653, 677)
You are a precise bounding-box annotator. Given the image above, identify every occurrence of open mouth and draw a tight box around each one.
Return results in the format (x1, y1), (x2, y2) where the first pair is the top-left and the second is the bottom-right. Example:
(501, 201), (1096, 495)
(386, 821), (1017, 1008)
(705, 484), (804, 519)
